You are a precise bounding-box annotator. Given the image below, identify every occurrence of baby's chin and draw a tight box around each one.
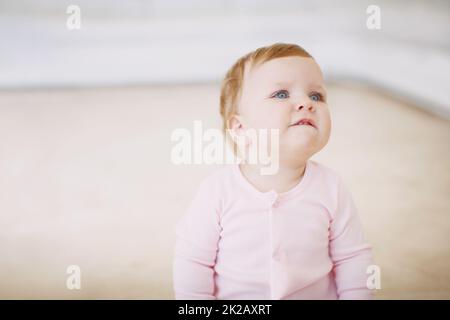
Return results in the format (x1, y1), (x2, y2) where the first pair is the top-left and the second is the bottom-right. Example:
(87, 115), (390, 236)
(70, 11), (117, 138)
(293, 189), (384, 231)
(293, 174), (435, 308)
(281, 135), (321, 158)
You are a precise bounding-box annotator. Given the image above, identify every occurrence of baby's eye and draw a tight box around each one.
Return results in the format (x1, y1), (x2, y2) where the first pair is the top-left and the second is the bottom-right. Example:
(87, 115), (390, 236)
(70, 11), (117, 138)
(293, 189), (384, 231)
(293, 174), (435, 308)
(310, 92), (323, 102)
(271, 90), (290, 99)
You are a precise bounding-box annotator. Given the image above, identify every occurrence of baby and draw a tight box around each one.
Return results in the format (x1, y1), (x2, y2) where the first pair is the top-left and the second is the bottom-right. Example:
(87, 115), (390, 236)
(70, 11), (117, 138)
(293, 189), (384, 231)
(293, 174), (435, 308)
(173, 43), (374, 300)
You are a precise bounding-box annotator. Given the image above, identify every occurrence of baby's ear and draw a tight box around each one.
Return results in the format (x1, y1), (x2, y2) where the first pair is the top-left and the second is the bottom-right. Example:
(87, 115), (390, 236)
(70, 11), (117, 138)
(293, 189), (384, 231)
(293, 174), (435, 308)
(228, 114), (244, 134)
(228, 114), (245, 138)
(228, 115), (252, 148)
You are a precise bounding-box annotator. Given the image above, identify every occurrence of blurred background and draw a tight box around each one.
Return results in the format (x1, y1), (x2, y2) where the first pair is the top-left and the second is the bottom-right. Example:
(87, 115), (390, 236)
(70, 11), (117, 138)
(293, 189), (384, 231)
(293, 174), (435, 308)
(0, 0), (449, 299)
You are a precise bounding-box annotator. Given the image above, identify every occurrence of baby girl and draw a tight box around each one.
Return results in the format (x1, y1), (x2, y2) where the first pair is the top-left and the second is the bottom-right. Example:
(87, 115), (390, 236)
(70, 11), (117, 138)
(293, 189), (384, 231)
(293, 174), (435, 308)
(173, 43), (374, 300)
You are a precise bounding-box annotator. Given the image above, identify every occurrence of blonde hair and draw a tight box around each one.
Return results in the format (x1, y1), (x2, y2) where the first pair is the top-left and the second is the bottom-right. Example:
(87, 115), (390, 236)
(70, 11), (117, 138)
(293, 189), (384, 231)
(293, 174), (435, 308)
(219, 42), (313, 153)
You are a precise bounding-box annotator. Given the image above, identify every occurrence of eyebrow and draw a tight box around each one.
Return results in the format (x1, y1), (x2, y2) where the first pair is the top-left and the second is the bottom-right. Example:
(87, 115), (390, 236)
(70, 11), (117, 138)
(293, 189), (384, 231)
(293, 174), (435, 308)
(273, 81), (294, 87)
(310, 84), (326, 93)
(272, 81), (326, 92)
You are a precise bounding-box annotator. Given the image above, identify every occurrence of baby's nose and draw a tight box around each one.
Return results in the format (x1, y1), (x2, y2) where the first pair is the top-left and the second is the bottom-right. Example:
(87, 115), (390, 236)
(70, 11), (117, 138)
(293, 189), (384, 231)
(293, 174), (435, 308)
(295, 103), (315, 112)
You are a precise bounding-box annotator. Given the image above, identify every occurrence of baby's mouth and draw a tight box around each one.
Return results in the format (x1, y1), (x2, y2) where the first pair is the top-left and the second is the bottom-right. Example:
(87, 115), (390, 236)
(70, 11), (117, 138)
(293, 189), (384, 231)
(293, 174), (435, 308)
(290, 118), (317, 129)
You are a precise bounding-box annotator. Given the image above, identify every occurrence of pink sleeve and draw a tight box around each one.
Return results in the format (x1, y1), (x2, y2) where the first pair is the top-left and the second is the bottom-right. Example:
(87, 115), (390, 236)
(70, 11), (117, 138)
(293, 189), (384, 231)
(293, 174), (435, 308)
(172, 179), (221, 300)
(329, 178), (374, 300)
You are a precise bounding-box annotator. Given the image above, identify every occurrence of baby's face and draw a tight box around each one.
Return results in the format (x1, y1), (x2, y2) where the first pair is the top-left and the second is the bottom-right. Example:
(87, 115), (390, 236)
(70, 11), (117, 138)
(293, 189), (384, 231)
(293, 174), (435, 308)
(237, 56), (331, 162)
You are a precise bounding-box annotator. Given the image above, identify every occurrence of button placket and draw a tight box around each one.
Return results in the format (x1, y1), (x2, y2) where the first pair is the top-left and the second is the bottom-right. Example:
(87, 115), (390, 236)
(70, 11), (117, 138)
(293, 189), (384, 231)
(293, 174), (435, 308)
(268, 193), (280, 299)
(269, 191), (278, 208)
(268, 198), (274, 299)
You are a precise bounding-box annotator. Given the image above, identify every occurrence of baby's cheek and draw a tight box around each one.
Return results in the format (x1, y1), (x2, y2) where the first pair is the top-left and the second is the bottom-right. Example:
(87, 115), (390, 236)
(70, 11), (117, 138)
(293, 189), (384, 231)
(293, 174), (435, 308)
(258, 112), (283, 129)
(319, 113), (332, 144)
(247, 103), (287, 129)
(270, 107), (291, 127)
(319, 108), (331, 128)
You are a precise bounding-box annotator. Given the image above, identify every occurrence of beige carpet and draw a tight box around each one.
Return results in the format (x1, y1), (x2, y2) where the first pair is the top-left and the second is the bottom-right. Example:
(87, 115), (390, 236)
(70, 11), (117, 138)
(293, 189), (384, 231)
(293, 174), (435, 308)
(0, 82), (448, 299)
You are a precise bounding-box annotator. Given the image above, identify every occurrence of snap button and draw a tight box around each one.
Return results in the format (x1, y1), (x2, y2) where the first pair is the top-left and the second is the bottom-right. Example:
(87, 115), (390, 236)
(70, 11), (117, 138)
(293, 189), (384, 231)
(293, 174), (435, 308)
(272, 248), (283, 261)
(268, 191), (278, 207)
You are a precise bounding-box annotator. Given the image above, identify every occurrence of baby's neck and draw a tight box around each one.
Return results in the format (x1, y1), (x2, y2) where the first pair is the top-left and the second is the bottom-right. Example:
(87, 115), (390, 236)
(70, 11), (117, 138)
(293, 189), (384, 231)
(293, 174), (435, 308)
(239, 161), (307, 194)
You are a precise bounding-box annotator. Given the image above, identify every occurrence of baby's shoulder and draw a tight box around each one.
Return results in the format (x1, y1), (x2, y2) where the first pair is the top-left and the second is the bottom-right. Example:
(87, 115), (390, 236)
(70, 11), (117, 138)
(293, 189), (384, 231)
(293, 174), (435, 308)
(308, 160), (343, 186)
(308, 160), (355, 206)
(196, 165), (235, 195)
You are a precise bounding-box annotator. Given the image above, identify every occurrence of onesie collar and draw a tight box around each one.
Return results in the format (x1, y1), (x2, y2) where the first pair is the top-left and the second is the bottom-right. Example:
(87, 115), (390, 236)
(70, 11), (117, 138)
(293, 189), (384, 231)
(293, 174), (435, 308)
(233, 160), (313, 205)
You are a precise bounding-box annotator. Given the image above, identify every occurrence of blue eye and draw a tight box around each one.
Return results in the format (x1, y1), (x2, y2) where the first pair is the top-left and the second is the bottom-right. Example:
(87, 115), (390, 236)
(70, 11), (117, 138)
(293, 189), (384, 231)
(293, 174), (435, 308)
(310, 92), (323, 102)
(272, 90), (289, 99)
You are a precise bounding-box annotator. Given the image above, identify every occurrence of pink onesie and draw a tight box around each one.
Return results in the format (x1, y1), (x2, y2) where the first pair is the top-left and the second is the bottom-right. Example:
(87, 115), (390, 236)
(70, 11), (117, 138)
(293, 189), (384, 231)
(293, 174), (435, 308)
(173, 160), (374, 299)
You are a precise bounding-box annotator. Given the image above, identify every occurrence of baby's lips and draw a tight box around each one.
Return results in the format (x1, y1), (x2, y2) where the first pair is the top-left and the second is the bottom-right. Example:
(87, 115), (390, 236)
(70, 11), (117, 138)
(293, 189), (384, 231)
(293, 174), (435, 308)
(292, 118), (317, 128)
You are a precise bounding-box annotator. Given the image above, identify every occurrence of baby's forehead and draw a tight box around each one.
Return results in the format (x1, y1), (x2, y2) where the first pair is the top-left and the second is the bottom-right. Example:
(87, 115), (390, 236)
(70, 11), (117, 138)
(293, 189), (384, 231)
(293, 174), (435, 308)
(243, 56), (324, 88)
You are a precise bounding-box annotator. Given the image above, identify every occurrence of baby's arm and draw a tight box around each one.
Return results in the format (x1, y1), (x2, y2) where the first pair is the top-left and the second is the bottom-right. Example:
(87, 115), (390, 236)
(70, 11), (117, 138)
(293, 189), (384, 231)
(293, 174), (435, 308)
(173, 179), (221, 299)
(329, 177), (374, 300)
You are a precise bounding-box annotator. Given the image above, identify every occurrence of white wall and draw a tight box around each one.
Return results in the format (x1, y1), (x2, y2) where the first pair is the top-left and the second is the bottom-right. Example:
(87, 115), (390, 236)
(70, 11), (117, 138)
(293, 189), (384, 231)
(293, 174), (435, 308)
(1, 0), (449, 116)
